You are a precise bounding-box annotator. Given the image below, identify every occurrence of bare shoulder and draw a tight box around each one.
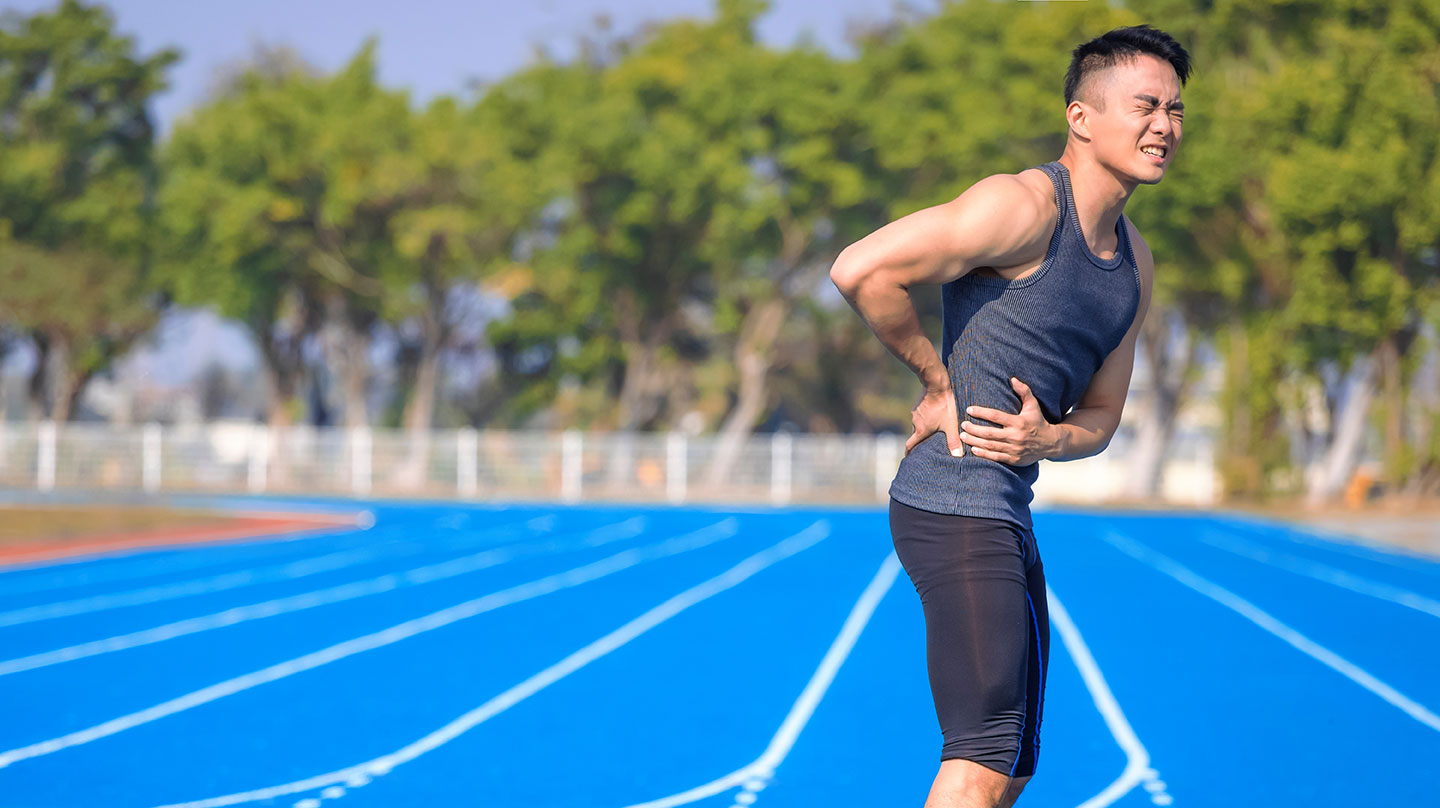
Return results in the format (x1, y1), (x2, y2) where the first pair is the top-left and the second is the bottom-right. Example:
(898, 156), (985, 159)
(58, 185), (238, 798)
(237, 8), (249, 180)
(831, 166), (1059, 289)
(956, 169), (1055, 234)
(946, 169), (1058, 269)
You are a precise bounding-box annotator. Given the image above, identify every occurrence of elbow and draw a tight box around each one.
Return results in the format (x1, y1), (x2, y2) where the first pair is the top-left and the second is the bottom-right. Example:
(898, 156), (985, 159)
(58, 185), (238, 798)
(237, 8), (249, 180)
(829, 246), (867, 298)
(1095, 412), (1124, 456)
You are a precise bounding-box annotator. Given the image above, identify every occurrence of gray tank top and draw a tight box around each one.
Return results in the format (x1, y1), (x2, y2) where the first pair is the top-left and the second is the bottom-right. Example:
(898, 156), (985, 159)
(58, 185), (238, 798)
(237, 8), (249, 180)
(888, 160), (1141, 529)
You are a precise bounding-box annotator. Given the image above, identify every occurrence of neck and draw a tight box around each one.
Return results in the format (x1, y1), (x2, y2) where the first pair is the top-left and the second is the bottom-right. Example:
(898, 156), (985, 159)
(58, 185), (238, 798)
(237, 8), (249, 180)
(1056, 148), (1136, 256)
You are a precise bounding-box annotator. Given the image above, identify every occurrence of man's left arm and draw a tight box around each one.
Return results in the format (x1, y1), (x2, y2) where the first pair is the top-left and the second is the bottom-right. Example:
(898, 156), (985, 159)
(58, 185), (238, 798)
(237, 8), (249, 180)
(959, 220), (1154, 465)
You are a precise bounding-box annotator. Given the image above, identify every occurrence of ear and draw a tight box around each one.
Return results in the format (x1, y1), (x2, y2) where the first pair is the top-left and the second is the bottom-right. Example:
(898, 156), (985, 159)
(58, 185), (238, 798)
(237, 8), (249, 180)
(1066, 100), (1092, 142)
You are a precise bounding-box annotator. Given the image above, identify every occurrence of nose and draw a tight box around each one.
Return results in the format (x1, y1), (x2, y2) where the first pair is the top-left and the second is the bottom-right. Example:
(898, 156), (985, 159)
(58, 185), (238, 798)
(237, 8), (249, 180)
(1150, 112), (1174, 139)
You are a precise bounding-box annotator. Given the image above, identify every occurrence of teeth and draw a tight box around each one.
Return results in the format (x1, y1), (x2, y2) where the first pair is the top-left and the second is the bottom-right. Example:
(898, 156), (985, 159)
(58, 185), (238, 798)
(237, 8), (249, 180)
(1142, 146), (1165, 157)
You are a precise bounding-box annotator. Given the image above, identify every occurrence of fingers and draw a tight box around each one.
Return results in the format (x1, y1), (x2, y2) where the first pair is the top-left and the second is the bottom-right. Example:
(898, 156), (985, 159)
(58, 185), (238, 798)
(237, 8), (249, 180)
(959, 419), (1004, 440)
(965, 405), (1017, 427)
(967, 445), (1018, 465)
(958, 430), (1007, 453)
(905, 428), (963, 458)
(942, 423), (965, 457)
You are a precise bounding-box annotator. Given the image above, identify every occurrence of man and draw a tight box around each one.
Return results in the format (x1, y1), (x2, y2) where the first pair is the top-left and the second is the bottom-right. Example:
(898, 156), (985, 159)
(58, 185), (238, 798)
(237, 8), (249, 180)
(829, 25), (1190, 808)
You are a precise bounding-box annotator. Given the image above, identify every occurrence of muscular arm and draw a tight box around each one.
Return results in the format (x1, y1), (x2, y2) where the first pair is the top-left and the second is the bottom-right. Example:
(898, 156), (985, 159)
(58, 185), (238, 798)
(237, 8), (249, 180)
(1046, 218), (1155, 461)
(828, 174), (1054, 392)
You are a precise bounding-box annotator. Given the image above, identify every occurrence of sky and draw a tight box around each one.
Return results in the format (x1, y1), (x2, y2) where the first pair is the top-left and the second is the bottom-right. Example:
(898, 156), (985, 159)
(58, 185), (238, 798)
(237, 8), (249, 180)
(6, 0), (938, 135)
(0, 0), (939, 397)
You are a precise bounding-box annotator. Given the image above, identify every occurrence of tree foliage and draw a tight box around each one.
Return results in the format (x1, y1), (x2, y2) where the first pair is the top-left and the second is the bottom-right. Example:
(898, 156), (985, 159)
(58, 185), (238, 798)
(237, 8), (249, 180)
(3, 0), (1439, 501)
(0, 0), (175, 420)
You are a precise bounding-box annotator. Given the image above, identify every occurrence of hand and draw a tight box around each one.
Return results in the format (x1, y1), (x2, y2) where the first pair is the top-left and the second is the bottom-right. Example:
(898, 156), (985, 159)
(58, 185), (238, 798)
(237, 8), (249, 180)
(905, 384), (965, 458)
(959, 376), (1059, 466)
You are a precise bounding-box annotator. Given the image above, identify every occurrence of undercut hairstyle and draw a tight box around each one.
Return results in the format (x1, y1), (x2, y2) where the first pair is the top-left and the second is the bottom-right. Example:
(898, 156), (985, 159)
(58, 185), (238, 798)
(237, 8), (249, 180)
(1064, 25), (1192, 108)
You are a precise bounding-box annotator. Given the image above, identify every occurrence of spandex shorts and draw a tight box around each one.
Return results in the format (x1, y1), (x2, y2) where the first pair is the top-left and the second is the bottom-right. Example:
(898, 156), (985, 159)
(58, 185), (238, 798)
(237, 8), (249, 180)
(889, 497), (1049, 777)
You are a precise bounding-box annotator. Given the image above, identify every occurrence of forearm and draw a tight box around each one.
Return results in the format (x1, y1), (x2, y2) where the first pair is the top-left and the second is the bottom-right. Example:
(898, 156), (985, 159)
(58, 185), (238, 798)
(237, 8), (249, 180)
(834, 271), (949, 391)
(1046, 405), (1120, 462)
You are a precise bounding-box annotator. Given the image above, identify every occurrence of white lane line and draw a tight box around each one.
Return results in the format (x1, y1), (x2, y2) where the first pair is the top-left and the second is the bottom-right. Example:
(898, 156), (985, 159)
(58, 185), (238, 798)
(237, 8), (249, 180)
(0, 513), (550, 597)
(1104, 530), (1440, 733)
(0, 517), (556, 628)
(0, 521), (384, 594)
(0, 532), (370, 600)
(1213, 514), (1440, 572)
(1197, 528), (1440, 620)
(617, 554), (1167, 808)
(0, 518), (742, 770)
(0, 517), (655, 677)
(1045, 586), (1165, 808)
(148, 520), (830, 808)
(619, 551), (902, 808)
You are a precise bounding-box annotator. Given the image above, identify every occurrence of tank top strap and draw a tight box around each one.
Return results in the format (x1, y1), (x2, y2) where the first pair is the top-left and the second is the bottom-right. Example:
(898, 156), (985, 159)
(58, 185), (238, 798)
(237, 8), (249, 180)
(1039, 160), (1128, 270)
(1035, 161), (1069, 228)
(1116, 212), (1138, 268)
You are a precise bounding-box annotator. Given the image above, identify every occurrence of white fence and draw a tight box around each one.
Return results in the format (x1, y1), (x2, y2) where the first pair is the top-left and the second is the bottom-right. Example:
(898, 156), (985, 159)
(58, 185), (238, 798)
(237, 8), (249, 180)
(0, 421), (1218, 507)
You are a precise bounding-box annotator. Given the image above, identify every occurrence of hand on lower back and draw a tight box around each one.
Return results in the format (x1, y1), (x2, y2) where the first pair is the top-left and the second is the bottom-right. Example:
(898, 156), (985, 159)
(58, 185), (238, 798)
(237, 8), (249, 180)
(905, 385), (965, 458)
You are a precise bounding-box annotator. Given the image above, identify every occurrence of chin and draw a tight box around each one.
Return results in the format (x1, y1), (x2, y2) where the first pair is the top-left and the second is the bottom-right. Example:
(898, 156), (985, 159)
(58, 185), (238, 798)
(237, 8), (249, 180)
(1129, 159), (1166, 185)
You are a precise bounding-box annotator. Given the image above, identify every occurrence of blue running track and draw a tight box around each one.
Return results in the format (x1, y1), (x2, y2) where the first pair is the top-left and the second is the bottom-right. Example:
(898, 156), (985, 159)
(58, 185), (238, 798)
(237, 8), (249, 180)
(0, 500), (1436, 806)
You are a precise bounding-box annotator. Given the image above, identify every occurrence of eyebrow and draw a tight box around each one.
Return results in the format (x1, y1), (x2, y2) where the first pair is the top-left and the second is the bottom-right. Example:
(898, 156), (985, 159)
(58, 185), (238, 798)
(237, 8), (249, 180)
(1135, 94), (1184, 112)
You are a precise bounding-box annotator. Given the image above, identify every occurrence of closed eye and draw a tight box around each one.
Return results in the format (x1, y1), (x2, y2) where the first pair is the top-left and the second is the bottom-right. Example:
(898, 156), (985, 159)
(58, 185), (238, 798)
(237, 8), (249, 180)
(1134, 94), (1184, 119)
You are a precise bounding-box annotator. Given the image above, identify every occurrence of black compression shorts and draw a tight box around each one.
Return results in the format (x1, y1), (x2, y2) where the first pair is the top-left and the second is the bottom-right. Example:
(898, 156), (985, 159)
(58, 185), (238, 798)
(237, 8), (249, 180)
(889, 497), (1050, 777)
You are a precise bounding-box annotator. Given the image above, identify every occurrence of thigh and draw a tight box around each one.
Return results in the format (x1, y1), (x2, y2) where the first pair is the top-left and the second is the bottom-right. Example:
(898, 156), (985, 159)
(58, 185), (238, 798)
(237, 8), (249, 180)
(889, 498), (1032, 773)
(1014, 542), (1050, 777)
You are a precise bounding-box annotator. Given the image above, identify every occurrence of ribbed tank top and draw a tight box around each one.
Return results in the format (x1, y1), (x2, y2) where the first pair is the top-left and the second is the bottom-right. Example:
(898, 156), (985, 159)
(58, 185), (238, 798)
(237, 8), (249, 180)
(888, 160), (1141, 530)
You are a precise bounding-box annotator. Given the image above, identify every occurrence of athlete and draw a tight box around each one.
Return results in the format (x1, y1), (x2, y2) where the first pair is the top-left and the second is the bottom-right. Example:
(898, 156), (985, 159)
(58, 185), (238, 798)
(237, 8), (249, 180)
(829, 25), (1190, 808)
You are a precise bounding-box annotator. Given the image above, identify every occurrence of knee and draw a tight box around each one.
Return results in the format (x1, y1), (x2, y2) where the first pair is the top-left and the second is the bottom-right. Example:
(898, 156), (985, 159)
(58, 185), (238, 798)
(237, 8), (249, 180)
(998, 774), (1031, 808)
(932, 758), (1009, 808)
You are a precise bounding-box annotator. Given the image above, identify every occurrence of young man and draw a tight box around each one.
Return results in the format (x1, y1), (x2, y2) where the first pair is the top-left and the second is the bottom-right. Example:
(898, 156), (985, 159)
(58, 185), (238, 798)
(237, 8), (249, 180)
(829, 25), (1191, 808)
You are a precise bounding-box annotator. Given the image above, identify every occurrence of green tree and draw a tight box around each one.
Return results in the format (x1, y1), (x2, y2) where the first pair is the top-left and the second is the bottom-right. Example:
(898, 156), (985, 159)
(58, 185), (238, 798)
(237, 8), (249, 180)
(487, 9), (758, 433)
(1232, 3), (1439, 501)
(0, 0), (176, 421)
(691, 6), (885, 483)
(159, 41), (411, 429)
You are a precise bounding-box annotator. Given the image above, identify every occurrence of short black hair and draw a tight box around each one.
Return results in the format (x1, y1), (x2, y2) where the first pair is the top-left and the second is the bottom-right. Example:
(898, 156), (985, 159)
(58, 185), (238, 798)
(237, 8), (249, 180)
(1064, 25), (1191, 108)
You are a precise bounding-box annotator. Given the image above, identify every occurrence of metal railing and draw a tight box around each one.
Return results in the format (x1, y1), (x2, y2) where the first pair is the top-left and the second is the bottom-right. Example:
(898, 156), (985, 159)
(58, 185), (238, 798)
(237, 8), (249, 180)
(0, 421), (1218, 507)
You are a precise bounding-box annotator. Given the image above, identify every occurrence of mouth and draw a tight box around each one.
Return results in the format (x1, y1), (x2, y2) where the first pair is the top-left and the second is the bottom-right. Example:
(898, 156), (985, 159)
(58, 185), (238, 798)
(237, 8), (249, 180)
(1140, 144), (1167, 165)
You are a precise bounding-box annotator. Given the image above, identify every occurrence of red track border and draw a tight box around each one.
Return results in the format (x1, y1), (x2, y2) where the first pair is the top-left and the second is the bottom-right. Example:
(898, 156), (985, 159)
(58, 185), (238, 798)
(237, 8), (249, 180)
(0, 511), (367, 567)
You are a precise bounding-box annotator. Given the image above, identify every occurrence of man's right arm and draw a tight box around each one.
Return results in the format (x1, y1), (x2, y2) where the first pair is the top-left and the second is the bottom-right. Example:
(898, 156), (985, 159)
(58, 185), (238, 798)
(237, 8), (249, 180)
(828, 173), (1052, 392)
(829, 173), (1054, 457)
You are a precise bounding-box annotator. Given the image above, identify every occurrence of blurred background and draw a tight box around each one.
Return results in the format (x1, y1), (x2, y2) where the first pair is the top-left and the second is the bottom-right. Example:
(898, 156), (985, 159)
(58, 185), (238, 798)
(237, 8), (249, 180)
(0, 0), (1436, 518)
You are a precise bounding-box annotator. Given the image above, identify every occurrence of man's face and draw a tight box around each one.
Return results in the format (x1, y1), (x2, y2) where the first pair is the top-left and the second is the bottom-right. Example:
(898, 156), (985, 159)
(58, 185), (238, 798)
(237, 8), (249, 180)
(1076, 54), (1184, 185)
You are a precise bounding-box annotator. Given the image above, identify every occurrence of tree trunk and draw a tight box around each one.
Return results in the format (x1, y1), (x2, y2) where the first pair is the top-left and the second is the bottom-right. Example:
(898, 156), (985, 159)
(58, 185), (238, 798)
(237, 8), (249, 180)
(1402, 330), (1439, 498)
(613, 341), (656, 432)
(1306, 350), (1377, 504)
(1220, 320), (1252, 498)
(396, 293), (446, 491)
(703, 297), (788, 488)
(1124, 309), (1195, 499)
(26, 332), (50, 422)
(1377, 334), (1404, 493)
(606, 340), (661, 489)
(257, 318), (307, 488)
(402, 279), (447, 434)
(699, 221), (828, 487)
(322, 299), (372, 430)
(46, 334), (76, 423)
(59, 367), (94, 425)
(402, 337), (441, 434)
(342, 327), (370, 429)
